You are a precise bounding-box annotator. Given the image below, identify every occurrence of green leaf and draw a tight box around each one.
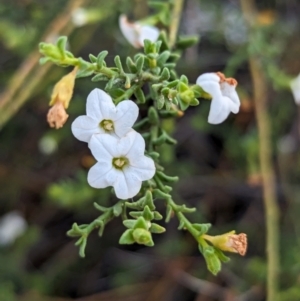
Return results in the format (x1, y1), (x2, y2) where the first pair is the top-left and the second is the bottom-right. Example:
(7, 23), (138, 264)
(97, 50), (108, 68)
(126, 57), (137, 73)
(129, 211), (143, 218)
(180, 75), (189, 85)
(39, 57), (50, 65)
(165, 205), (173, 223)
(156, 171), (179, 182)
(156, 95), (165, 109)
(192, 223), (211, 235)
(113, 202), (123, 217)
(89, 54), (97, 63)
(79, 237), (87, 258)
(148, 107), (159, 125)
(143, 206), (154, 221)
(144, 190), (156, 210)
(92, 74), (109, 82)
(159, 67), (170, 80)
(134, 87), (146, 104)
(157, 50), (170, 66)
(56, 36), (68, 55)
(176, 35), (200, 49)
(114, 55), (124, 73)
(93, 202), (109, 212)
(136, 55), (145, 73)
(153, 211), (163, 220)
(123, 219), (136, 229)
(119, 229), (135, 244)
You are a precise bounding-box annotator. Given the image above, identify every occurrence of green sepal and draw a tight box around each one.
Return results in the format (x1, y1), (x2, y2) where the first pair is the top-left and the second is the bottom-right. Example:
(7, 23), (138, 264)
(160, 68), (170, 80)
(202, 246), (221, 275)
(165, 205), (173, 223)
(134, 87), (146, 104)
(119, 229), (135, 244)
(178, 96), (189, 111)
(148, 107), (159, 125)
(113, 202), (123, 217)
(147, 53), (158, 60)
(157, 50), (171, 66)
(132, 228), (153, 245)
(89, 54), (97, 63)
(56, 36), (68, 56)
(126, 57), (137, 73)
(123, 219), (136, 229)
(214, 248), (231, 263)
(124, 75), (131, 89)
(178, 81), (189, 93)
(152, 189), (171, 200)
(170, 69), (177, 80)
(65, 51), (74, 58)
(96, 50), (108, 68)
(176, 35), (200, 49)
(150, 223), (166, 233)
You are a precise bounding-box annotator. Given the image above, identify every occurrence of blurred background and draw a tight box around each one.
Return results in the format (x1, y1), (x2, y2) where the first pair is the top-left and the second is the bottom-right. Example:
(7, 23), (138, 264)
(1, 0), (300, 300)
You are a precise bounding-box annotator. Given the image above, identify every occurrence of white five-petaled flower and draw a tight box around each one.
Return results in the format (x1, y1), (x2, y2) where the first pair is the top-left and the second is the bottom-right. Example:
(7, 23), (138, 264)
(71, 88), (139, 143)
(119, 14), (159, 48)
(0, 211), (27, 246)
(88, 130), (155, 200)
(196, 72), (240, 124)
(290, 73), (300, 105)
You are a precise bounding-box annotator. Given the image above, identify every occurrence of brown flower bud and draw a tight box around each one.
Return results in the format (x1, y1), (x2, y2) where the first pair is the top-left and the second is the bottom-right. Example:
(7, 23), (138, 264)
(47, 101), (69, 129)
(203, 231), (247, 256)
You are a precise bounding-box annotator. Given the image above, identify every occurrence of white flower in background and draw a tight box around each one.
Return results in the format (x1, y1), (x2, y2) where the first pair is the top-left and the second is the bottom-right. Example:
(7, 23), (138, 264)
(88, 130), (155, 199)
(0, 211), (27, 246)
(71, 88), (139, 143)
(119, 15), (159, 48)
(196, 72), (240, 124)
(72, 8), (88, 27)
(290, 74), (300, 105)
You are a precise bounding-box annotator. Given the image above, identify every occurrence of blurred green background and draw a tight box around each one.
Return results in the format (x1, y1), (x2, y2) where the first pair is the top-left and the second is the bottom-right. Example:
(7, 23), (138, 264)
(1, 0), (300, 300)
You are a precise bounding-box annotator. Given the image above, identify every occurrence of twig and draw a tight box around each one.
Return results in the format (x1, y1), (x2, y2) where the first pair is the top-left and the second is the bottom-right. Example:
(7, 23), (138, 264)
(240, 1), (280, 301)
(169, 0), (184, 48)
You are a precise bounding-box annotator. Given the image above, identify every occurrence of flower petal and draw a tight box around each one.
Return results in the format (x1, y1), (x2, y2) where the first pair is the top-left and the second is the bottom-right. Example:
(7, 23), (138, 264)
(138, 25), (159, 46)
(71, 115), (102, 142)
(119, 15), (140, 48)
(89, 134), (118, 160)
(86, 88), (115, 120)
(113, 100), (139, 137)
(88, 162), (117, 188)
(208, 96), (232, 124)
(116, 130), (145, 160)
(290, 74), (300, 105)
(113, 171), (142, 199)
(196, 73), (220, 84)
(220, 82), (240, 112)
(127, 156), (155, 181)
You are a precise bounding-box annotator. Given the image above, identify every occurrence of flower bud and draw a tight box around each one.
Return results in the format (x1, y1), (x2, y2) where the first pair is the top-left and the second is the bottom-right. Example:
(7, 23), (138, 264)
(203, 231), (247, 256)
(132, 228), (153, 245)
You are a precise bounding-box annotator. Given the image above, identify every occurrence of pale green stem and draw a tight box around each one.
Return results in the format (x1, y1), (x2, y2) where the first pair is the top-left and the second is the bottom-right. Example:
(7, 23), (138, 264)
(169, 0), (184, 48)
(240, 1), (280, 300)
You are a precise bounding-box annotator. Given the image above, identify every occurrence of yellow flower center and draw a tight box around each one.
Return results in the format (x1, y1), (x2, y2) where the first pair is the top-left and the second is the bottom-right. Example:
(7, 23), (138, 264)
(100, 119), (114, 132)
(112, 157), (129, 170)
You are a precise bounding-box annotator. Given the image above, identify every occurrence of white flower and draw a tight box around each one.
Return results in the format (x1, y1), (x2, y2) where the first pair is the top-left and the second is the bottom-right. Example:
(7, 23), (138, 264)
(196, 72), (240, 124)
(119, 15), (159, 48)
(0, 211), (27, 246)
(290, 74), (300, 105)
(88, 130), (155, 199)
(71, 88), (139, 143)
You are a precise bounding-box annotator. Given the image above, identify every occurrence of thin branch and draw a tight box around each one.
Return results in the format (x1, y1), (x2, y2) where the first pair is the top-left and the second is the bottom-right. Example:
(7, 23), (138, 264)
(169, 0), (184, 48)
(240, 1), (280, 301)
